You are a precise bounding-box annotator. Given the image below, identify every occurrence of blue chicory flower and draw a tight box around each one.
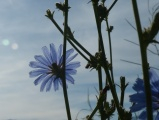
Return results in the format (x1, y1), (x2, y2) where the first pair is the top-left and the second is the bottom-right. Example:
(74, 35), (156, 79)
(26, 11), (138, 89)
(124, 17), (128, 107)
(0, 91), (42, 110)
(129, 69), (159, 120)
(29, 43), (80, 91)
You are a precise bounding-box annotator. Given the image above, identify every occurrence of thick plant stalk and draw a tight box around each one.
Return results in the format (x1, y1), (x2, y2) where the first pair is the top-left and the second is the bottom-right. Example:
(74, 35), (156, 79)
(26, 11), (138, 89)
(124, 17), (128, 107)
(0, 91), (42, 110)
(131, 0), (152, 120)
(62, 0), (72, 120)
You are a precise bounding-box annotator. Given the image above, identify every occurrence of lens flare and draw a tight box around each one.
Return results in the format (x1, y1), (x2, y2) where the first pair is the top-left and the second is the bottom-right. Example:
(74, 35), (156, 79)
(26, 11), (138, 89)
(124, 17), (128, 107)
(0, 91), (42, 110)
(2, 39), (10, 46)
(11, 43), (18, 50)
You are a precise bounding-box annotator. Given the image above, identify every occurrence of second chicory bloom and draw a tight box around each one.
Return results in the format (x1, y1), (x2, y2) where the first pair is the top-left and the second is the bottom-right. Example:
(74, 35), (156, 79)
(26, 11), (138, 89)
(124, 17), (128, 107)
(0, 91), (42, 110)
(129, 69), (159, 120)
(29, 43), (80, 92)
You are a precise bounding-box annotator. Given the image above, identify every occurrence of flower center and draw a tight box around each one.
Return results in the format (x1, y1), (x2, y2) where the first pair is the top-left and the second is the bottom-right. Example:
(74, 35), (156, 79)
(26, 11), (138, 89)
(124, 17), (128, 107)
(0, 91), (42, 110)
(51, 63), (63, 78)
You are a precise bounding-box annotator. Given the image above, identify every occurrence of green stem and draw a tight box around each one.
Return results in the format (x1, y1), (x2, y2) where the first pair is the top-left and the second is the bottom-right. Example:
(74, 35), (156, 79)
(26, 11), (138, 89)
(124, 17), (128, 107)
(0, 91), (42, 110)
(105, 19), (115, 120)
(106, 19), (114, 84)
(87, 92), (105, 120)
(93, 3), (105, 119)
(48, 16), (95, 62)
(88, 105), (99, 120)
(97, 68), (104, 120)
(68, 40), (91, 63)
(119, 77), (126, 107)
(103, 67), (122, 119)
(98, 68), (103, 91)
(131, 0), (152, 120)
(62, 1), (72, 120)
(92, 2), (106, 60)
(96, 16), (104, 120)
(97, 23), (103, 91)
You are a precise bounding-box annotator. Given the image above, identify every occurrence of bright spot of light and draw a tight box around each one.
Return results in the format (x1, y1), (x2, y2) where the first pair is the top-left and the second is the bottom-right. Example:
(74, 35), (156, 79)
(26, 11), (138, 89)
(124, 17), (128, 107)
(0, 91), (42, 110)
(2, 39), (10, 46)
(11, 43), (18, 50)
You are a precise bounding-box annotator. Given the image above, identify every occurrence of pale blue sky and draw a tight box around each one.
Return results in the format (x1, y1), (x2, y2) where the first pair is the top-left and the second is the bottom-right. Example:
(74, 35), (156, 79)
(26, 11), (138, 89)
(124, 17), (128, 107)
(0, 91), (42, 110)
(0, 0), (158, 120)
